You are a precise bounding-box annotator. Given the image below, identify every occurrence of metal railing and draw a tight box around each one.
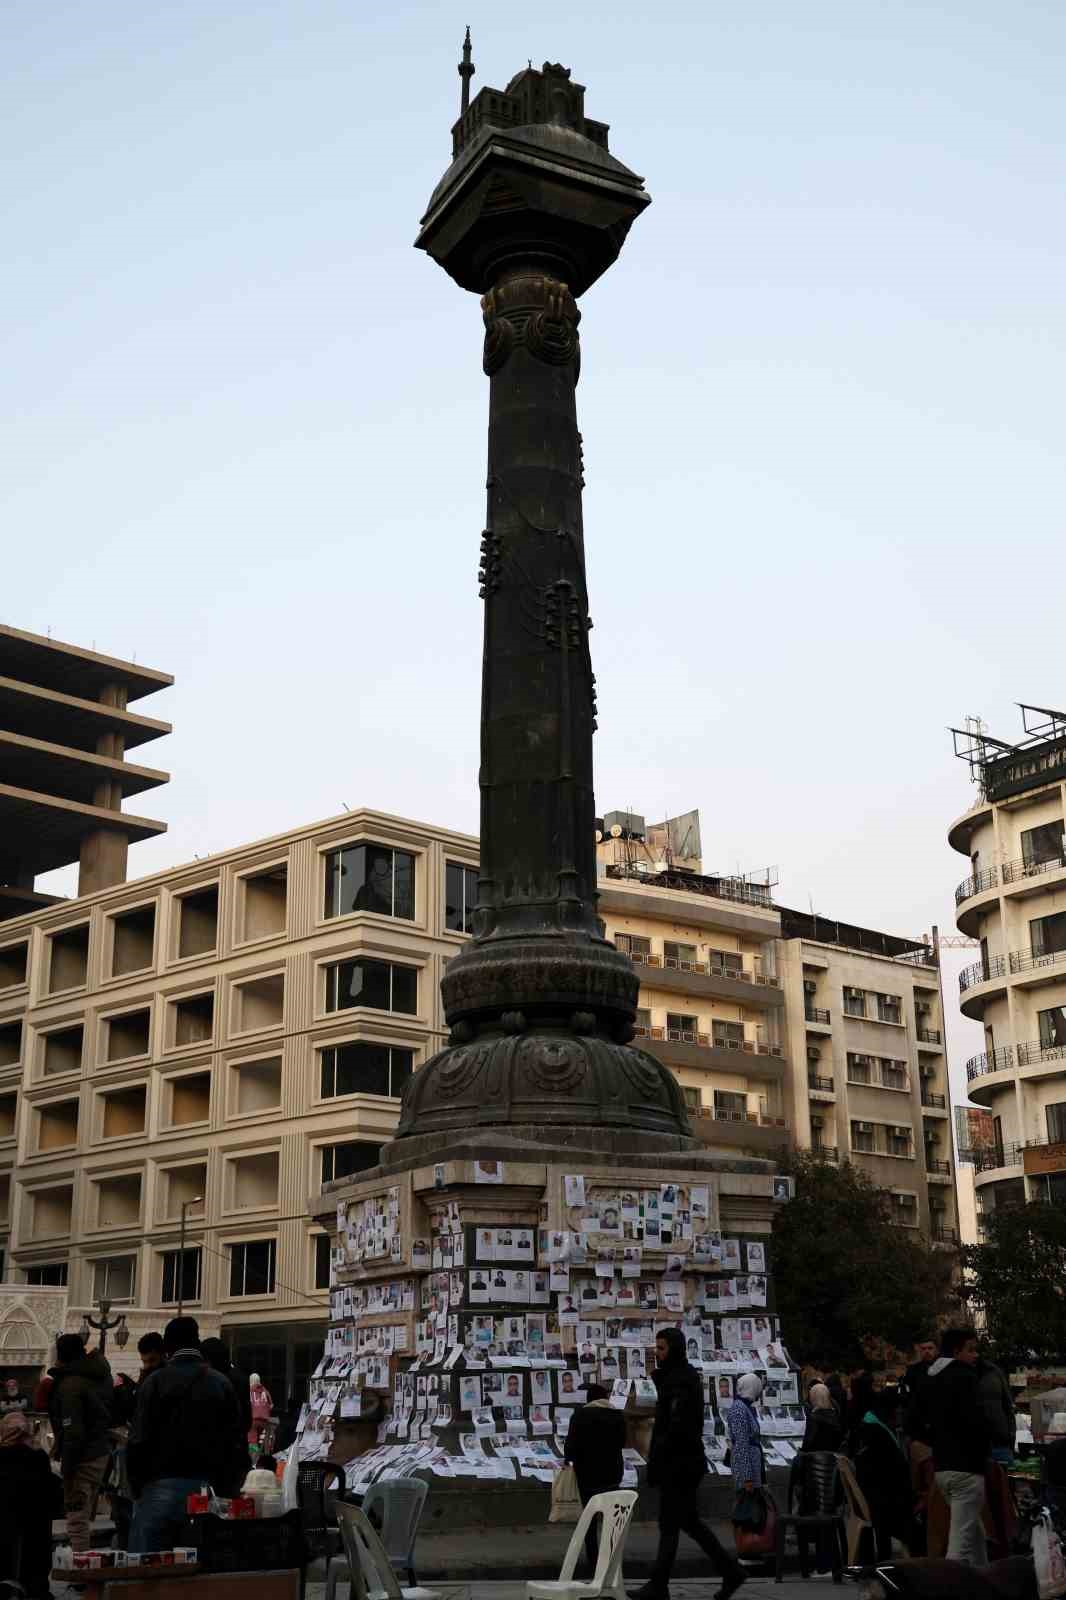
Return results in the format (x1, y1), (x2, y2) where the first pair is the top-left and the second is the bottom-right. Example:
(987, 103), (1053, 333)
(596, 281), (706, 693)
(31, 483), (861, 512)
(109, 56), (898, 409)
(634, 1023), (784, 1060)
(1017, 1038), (1066, 1067)
(965, 1046), (1015, 1081)
(604, 862), (774, 909)
(811, 1146), (839, 1161)
(955, 866), (999, 904)
(960, 955), (1007, 991)
(921, 1091), (947, 1109)
(657, 952), (780, 988)
(1002, 852), (1066, 885)
(894, 947), (939, 969)
(932, 1228), (959, 1245)
(925, 1157), (952, 1175)
(695, 1107), (789, 1130)
(805, 1006), (830, 1024)
(1009, 945), (1066, 977)
(972, 1142), (1023, 1172)
(807, 1075), (834, 1093)
(916, 1028), (943, 1045)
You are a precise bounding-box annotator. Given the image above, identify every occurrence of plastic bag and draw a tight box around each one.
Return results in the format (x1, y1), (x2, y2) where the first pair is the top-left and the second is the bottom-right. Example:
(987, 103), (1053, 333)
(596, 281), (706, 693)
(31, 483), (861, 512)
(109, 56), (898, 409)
(1034, 1510), (1066, 1599)
(280, 1447), (300, 1515)
(735, 1490), (777, 1557)
(549, 1463), (582, 1523)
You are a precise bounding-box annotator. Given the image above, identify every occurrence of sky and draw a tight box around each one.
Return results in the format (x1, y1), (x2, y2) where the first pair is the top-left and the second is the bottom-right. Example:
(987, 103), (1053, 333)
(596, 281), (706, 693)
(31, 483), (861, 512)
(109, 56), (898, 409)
(5, 0), (1065, 1107)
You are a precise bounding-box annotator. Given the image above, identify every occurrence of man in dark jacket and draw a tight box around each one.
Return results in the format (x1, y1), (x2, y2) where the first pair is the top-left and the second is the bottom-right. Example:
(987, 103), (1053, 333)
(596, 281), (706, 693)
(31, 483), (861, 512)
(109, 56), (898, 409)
(48, 1334), (114, 1552)
(201, 1336), (254, 1442)
(631, 1328), (746, 1600)
(920, 1327), (991, 1565)
(564, 1383), (626, 1570)
(127, 1316), (245, 1554)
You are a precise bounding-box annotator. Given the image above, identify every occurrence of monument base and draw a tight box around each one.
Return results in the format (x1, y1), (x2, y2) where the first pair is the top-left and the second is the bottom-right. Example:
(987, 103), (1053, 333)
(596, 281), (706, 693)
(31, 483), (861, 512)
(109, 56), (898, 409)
(304, 1128), (791, 1518)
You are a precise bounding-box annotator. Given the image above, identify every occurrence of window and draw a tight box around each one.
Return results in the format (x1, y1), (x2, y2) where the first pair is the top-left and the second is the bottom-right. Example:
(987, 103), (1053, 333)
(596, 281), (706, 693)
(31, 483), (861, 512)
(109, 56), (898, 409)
(319, 1041), (414, 1099)
(321, 1141), (382, 1184)
(42, 1024), (83, 1077)
(1039, 1007), (1066, 1050)
(0, 1021), (21, 1068)
(615, 933), (652, 961)
(844, 988), (866, 1018)
(877, 994), (902, 1024)
(682, 1086), (701, 1110)
(47, 925), (89, 993)
(847, 1053), (872, 1085)
(666, 1012), (697, 1041)
(229, 1239), (276, 1297)
(1022, 820), (1065, 868)
(175, 886), (218, 959)
(714, 1090), (747, 1118)
(664, 941), (697, 968)
(161, 1247), (202, 1305)
(712, 1020), (745, 1048)
(1031, 913), (1066, 960)
(110, 906), (156, 978)
(444, 862), (479, 934)
(709, 949), (743, 976)
(634, 1007), (651, 1035)
(851, 1121), (875, 1153)
(0, 942), (28, 991)
(324, 843), (414, 921)
(26, 1262), (68, 1287)
(314, 1233), (332, 1290)
(881, 1059), (908, 1092)
(323, 959), (417, 1016)
(92, 1256), (136, 1302)
(1047, 1103), (1066, 1143)
(887, 1126), (913, 1157)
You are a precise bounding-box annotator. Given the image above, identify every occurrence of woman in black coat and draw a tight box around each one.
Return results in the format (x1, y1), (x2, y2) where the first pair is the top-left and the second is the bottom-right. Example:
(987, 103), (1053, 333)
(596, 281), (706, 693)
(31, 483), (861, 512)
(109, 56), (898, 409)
(0, 1411), (62, 1598)
(631, 1328), (747, 1600)
(564, 1383), (626, 1571)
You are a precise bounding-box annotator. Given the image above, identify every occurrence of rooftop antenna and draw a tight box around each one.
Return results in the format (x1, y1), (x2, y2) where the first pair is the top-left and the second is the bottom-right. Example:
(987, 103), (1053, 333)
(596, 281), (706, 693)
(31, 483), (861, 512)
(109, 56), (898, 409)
(458, 27), (475, 117)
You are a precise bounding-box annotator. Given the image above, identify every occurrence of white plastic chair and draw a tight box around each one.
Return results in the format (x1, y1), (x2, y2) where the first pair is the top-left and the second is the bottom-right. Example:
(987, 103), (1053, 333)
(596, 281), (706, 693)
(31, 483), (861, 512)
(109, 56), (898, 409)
(364, 1477), (429, 1584)
(328, 1501), (439, 1600)
(526, 1488), (638, 1600)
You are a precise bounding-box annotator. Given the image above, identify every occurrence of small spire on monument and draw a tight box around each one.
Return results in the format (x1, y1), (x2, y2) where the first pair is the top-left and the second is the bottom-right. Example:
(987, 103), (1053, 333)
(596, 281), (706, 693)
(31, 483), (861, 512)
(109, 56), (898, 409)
(458, 26), (475, 117)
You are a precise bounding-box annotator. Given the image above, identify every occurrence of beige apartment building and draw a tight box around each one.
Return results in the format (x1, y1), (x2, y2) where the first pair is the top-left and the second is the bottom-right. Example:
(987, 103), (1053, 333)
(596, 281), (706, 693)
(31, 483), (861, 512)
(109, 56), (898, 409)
(950, 706), (1066, 1229)
(0, 808), (478, 1401)
(776, 910), (957, 1243)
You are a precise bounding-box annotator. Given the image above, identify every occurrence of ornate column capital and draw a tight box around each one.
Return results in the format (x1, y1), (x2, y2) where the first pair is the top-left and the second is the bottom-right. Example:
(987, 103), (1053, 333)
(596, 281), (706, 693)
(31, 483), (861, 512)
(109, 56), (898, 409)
(481, 274), (581, 375)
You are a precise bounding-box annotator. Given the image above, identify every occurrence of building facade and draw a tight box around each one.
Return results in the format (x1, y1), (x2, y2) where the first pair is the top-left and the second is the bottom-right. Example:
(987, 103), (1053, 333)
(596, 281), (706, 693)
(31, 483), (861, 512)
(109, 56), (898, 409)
(950, 706), (1066, 1229)
(0, 808), (478, 1401)
(776, 911), (956, 1243)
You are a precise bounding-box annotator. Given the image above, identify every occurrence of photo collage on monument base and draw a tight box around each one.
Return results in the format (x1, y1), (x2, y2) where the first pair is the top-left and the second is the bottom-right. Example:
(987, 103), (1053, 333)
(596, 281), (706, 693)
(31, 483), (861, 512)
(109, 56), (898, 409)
(300, 1170), (799, 1486)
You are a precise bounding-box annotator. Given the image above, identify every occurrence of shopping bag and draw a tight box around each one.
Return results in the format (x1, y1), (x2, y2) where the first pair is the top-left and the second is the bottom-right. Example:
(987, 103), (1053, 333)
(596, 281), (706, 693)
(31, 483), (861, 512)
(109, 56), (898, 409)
(549, 1464), (582, 1523)
(1033, 1510), (1066, 1599)
(734, 1490), (777, 1557)
(732, 1487), (768, 1531)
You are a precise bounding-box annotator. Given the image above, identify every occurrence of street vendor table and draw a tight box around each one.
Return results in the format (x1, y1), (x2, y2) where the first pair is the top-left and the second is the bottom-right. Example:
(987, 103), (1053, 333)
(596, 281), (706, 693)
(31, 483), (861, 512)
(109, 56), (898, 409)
(52, 1566), (299, 1600)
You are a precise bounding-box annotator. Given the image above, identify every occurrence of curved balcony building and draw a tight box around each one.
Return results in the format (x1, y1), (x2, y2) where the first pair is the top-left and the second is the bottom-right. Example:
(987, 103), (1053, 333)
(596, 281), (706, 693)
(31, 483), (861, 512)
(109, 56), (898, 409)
(950, 707), (1066, 1223)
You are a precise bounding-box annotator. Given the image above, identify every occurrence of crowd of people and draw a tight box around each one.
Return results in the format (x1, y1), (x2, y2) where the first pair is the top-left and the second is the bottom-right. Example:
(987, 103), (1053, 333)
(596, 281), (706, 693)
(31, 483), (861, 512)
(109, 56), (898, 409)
(0, 1315), (277, 1595)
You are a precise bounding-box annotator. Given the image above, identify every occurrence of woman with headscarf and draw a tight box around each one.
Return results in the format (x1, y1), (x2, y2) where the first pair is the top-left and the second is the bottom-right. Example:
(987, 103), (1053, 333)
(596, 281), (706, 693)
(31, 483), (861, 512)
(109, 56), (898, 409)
(800, 1381), (845, 1454)
(0, 1410), (62, 1597)
(631, 1328), (747, 1600)
(727, 1373), (766, 1495)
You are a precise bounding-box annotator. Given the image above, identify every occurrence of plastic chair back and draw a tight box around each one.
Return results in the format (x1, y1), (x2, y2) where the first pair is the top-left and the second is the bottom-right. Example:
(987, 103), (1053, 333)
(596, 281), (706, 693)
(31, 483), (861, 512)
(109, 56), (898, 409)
(835, 1454), (874, 1563)
(558, 1489), (638, 1598)
(297, 1460), (343, 1562)
(363, 1477), (428, 1580)
(797, 1449), (842, 1516)
(336, 1502), (403, 1600)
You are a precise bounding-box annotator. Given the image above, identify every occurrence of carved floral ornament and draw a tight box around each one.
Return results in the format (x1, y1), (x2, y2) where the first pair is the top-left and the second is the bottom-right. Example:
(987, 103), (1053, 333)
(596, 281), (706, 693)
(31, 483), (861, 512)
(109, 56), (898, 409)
(482, 274), (581, 375)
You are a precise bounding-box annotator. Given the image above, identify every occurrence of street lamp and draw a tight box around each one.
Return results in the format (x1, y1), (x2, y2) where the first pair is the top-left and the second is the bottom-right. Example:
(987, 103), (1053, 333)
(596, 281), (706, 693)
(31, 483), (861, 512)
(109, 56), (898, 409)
(83, 1298), (128, 1358)
(177, 1197), (203, 1316)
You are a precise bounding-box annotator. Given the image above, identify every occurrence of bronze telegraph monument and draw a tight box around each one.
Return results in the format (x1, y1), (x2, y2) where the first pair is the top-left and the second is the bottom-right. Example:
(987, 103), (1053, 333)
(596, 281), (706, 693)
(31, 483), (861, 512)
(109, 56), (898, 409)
(396, 53), (690, 1149)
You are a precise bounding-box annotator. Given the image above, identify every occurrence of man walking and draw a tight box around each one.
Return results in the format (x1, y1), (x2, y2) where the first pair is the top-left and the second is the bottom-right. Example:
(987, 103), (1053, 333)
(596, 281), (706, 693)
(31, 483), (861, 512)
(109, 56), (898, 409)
(127, 1316), (245, 1554)
(922, 1327), (991, 1565)
(564, 1382), (626, 1571)
(48, 1334), (114, 1553)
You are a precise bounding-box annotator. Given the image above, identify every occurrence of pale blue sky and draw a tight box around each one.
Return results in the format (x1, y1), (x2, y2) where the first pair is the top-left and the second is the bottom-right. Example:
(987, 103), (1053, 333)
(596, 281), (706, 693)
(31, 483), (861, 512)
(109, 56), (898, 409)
(5, 1), (1066, 1093)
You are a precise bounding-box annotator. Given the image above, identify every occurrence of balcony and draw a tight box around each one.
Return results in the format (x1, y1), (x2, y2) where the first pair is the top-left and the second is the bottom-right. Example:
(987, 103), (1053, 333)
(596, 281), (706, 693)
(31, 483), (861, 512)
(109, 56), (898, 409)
(925, 1157), (952, 1178)
(959, 955), (1007, 992)
(811, 1145), (839, 1162)
(932, 1227), (959, 1246)
(965, 1046), (1015, 1082)
(627, 948), (784, 1009)
(807, 1075), (835, 1095)
(1009, 946), (1066, 980)
(955, 866), (999, 905)
(805, 1007), (831, 1025)
(690, 1106), (789, 1154)
(1017, 1038), (1066, 1069)
(635, 1024), (786, 1082)
(1002, 853), (1066, 886)
(921, 1091), (947, 1109)
(916, 1028), (943, 1047)
(973, 1142), (1023, 1173)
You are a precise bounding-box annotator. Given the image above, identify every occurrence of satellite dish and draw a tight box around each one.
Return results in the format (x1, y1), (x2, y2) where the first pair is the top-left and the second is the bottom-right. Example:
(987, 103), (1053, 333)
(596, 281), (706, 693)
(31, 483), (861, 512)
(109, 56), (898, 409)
(610, 824), (623, 838)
